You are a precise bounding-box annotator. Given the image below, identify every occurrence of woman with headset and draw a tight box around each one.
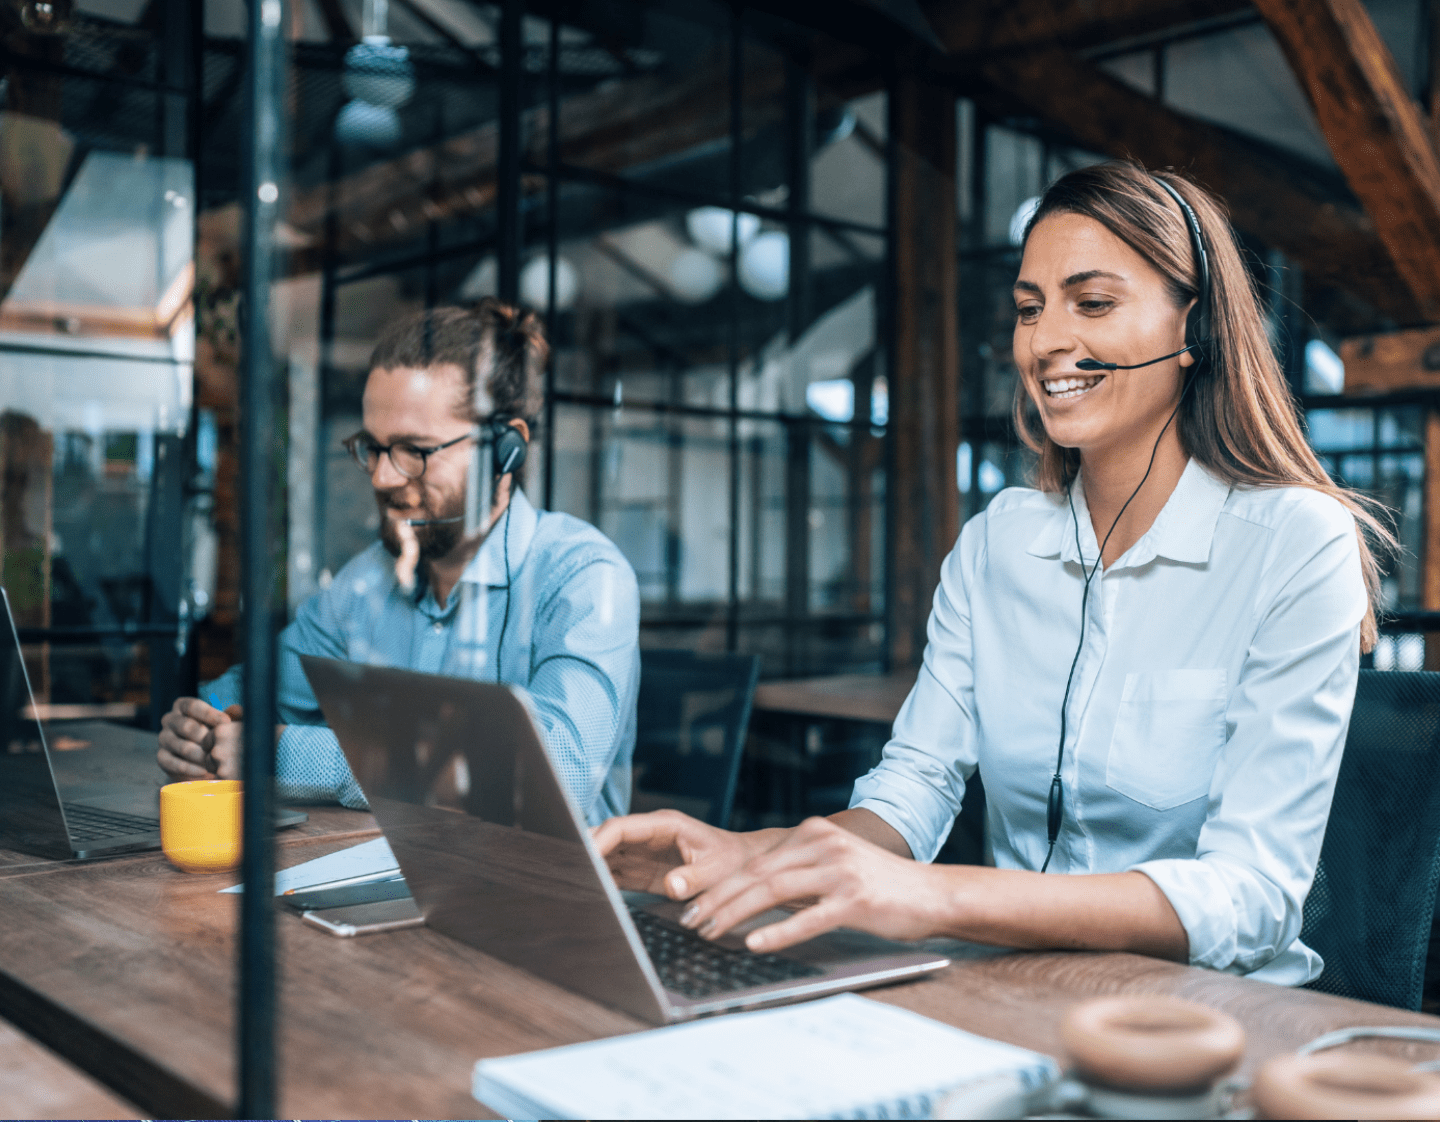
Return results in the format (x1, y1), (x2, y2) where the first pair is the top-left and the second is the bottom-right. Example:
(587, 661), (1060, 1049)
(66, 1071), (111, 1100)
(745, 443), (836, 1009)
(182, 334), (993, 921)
(595, 162), (1390, 983)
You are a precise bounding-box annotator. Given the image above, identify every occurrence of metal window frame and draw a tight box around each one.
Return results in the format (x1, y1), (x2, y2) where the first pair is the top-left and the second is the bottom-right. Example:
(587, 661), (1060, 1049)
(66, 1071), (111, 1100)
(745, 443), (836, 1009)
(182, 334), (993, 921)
(308, 2), (895, 674)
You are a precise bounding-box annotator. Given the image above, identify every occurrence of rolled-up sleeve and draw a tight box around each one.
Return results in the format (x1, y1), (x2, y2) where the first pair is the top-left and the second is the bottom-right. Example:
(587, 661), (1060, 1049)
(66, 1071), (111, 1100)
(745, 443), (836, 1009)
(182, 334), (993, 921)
(851, 523), (980, 862)
(274, 581), (371, 807)
(522, 550), (640, 824)
(202, 582), (370, 809)
(1132, 503), (1364, 976)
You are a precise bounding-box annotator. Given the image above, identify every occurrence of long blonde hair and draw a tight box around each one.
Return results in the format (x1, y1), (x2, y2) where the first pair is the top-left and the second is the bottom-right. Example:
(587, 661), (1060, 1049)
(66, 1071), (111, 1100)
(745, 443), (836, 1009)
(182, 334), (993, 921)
(1013, 161), (1394, 651)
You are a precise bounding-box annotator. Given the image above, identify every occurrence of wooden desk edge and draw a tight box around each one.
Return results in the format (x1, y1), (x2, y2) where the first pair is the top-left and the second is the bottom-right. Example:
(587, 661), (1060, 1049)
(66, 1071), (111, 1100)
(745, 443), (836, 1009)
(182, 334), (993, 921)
(0, 965), (229, 1118)
(0, 813), (378, 1116)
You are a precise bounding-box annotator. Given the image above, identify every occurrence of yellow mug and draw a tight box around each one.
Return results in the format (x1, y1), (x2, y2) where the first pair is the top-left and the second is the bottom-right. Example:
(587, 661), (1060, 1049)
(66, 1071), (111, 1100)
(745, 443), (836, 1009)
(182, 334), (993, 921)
(160, 780), (243, 873)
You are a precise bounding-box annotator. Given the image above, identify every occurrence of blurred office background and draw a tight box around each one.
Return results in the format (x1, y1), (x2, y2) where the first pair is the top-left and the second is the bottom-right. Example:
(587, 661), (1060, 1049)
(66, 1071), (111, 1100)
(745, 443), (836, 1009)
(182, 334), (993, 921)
(2, 0), (1438, 823)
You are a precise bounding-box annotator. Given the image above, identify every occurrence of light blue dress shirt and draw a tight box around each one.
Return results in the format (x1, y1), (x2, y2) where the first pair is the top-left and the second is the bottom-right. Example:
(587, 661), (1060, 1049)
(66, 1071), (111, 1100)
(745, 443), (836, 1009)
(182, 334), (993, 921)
(205, 489), (640, 826)
(851, 460), (1366, 984)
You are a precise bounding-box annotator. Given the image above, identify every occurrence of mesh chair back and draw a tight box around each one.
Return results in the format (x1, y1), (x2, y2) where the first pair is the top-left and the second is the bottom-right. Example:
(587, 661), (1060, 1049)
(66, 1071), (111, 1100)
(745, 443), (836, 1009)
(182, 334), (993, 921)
(1301, 669), (1440, 1010)
(631, 650), (760, 828)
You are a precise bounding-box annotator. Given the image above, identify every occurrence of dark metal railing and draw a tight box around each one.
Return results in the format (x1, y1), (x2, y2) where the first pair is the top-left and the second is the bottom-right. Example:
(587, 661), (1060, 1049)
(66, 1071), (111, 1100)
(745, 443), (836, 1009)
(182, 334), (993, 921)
(1378, 611), (1440, 634)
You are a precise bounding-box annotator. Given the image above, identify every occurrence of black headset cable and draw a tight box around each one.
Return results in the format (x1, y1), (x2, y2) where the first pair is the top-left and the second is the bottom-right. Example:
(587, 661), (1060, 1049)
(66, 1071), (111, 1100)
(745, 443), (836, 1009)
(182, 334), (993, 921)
(1042, 377), (1197, 873)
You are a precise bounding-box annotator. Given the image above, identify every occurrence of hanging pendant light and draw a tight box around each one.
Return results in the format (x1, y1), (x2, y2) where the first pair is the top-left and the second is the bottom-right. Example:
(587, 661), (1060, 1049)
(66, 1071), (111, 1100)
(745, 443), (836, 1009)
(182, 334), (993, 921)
(335, 0), (414, 149)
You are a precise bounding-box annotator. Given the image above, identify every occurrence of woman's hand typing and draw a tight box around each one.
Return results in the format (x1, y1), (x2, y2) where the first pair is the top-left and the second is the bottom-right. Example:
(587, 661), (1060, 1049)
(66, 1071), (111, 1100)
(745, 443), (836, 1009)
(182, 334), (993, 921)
(673, 816), (943, 953)
(591, 809), (786, 900)
(593, 808), (943, 954)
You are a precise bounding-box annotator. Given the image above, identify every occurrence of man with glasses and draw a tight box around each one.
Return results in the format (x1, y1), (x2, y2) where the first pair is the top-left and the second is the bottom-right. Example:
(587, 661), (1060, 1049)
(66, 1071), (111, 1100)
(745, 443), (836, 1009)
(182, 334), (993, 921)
(157, 299), (641, 825)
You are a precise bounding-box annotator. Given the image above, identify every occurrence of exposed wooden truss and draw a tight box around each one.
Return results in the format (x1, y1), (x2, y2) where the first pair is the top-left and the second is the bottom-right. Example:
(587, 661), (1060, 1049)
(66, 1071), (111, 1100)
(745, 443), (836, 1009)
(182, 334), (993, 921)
(286, 43), (874, 268)
(286, 0), (1246, 256)
(1339, 324), (1440, 393)
(975, 47), (1426, 325)
(280, 0), (1420, 329)
(923, 0), (1251, 57)
(1255, 0), (1440, 323)
(311, 0), (356, 44)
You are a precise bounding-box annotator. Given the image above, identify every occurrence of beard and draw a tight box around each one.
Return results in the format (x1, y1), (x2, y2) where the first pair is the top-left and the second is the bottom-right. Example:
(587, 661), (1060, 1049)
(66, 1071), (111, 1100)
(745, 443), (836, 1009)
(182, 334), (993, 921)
(377, 493), (465, 561)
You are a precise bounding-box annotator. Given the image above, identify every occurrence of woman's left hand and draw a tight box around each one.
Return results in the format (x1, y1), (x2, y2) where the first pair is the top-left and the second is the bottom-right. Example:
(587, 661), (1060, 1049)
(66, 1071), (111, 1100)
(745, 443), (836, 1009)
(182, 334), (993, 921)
(678, 816), (946, 953)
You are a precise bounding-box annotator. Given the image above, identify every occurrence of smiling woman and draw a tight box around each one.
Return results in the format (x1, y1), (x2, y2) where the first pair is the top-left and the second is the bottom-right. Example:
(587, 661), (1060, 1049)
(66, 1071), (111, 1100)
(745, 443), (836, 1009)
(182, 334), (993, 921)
(1011, 163), (1390, 628)
(594, 162), (1395, 987)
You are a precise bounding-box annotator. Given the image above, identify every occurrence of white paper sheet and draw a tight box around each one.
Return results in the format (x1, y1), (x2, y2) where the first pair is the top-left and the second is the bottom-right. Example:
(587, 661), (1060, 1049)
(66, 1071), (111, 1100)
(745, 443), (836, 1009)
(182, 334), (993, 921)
(471, 992), (1059, 1120)
(219, 836), (399, 895)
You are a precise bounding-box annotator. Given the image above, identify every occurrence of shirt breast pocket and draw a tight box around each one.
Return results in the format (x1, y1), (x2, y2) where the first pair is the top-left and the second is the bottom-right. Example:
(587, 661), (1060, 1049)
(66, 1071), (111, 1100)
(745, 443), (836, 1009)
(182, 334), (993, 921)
(1106, 669), (1228, 811)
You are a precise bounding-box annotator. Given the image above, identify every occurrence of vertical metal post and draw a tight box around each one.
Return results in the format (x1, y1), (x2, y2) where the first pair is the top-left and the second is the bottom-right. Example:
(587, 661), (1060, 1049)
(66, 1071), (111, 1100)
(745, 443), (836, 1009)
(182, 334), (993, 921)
(151, 0), (198, 720)
(497, 0), (523, 304)
(425, 96), (442, 309)
(784, 58), (812, 343)
(965, 113), (987, 516)
(880, 63), (898, 675)
(158, 0), (191, 159)
(316, 140), (342, 581)
(782, 54), (813, 675)
(544, 14), (559, 509)
(238, 0), (286, 1113)
(725, 5), (742, 653)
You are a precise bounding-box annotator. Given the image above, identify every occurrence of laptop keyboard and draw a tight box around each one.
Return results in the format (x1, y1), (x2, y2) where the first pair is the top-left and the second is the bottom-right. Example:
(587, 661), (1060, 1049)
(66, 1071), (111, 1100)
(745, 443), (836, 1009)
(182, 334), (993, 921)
(628, 906), (824, 1000)
(65, 804), (158, 843)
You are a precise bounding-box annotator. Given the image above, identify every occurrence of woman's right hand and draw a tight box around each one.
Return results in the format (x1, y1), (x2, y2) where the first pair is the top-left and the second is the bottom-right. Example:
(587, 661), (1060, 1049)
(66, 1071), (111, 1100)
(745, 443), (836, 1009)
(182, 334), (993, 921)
(592, 810), (785, 900)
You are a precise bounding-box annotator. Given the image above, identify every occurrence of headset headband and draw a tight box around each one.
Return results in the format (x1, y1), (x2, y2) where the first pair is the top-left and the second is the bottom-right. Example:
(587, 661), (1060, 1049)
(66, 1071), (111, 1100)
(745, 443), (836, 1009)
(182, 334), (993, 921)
(1151, 175), (1211, 354)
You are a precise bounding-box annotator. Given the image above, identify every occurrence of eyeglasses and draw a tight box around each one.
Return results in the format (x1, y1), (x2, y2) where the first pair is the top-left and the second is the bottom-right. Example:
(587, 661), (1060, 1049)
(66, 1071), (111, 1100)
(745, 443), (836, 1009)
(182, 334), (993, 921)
(342, 430), (475, 480)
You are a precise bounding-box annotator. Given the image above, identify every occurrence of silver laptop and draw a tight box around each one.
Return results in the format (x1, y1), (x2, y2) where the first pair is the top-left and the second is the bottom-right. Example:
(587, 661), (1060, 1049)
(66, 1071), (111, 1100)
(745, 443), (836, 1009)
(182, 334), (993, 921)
(302, 655), (950, 1024)
(0, 586), (305, 859)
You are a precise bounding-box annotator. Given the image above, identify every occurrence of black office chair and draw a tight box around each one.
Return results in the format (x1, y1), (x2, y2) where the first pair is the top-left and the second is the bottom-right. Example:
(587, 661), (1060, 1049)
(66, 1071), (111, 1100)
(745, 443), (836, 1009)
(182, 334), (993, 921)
(630, 650), (760, 828)
(1301, 668), (1440, 1010)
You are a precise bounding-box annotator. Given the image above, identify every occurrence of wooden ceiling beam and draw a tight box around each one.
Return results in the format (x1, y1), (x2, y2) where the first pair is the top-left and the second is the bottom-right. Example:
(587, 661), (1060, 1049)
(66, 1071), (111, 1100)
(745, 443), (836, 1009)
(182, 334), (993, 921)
(974, 47), (1426, 325)
(1339, 325), (1440, 394)
(1253, 0), (1440, 322)
(311, 0), (356, 45)
(923, 0), (1251, 57)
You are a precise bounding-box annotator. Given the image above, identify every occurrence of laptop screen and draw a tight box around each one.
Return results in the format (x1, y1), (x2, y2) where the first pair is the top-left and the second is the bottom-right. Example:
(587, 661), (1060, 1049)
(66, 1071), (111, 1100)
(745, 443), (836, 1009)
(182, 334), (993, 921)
(0, 593), (46, 756)
(0, 587), (71, 857)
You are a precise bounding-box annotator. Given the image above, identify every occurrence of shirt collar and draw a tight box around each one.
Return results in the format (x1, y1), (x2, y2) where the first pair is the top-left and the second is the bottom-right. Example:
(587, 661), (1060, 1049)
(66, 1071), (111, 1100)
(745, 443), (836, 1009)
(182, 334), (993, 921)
(1026, 487), (1087, 563)
(1026, 459), (1230, 568)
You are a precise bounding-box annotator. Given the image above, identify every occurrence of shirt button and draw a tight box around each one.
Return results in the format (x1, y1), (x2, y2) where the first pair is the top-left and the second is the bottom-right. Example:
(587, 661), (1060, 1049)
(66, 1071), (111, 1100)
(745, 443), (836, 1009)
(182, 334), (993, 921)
(432, 621), (444, 634)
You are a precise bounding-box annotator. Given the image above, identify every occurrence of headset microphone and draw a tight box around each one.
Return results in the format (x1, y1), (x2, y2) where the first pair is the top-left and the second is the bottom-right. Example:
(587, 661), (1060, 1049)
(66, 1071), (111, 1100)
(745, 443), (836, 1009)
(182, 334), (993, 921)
(1075, 344), (1198, 373)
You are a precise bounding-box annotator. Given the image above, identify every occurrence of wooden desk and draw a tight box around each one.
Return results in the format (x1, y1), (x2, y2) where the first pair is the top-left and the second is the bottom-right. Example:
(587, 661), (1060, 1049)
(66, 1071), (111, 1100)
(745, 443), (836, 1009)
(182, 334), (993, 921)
(3, 803), (1440, 1117)
(752, 670), (917, 725)
(0, 1017), (139, 1118)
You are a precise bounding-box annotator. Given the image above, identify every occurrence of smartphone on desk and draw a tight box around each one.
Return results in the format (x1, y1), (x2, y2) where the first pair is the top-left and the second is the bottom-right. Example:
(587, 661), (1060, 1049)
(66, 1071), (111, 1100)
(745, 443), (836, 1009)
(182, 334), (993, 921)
(282, 876), (424, 937)
(300, 895), (425, 937)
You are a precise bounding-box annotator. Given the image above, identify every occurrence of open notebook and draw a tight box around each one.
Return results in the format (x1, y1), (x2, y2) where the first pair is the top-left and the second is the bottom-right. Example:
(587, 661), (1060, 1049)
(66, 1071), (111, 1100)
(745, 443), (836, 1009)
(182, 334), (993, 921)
(471, 992), (1059, 1120)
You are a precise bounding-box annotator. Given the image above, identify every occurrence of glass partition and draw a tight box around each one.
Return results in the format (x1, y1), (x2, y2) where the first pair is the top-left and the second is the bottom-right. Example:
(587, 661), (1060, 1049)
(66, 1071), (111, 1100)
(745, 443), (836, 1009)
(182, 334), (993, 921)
(0, 0), (196, 725)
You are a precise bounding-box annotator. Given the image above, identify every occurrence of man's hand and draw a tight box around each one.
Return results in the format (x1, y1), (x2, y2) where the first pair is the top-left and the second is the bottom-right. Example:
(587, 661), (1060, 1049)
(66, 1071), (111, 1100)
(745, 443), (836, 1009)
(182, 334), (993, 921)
(157, 698), (243, 780)
(592, 810), (784, 900)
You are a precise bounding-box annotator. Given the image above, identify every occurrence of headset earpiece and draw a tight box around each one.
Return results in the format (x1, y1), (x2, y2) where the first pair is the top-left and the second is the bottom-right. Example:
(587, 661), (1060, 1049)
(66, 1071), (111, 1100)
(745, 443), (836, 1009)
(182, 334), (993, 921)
(491, 419), (527, 478)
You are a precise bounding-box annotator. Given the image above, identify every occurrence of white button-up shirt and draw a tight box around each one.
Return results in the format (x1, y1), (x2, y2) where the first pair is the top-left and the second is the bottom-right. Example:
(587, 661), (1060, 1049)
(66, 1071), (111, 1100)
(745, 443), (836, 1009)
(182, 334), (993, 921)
(852, 459), (1366, 984)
